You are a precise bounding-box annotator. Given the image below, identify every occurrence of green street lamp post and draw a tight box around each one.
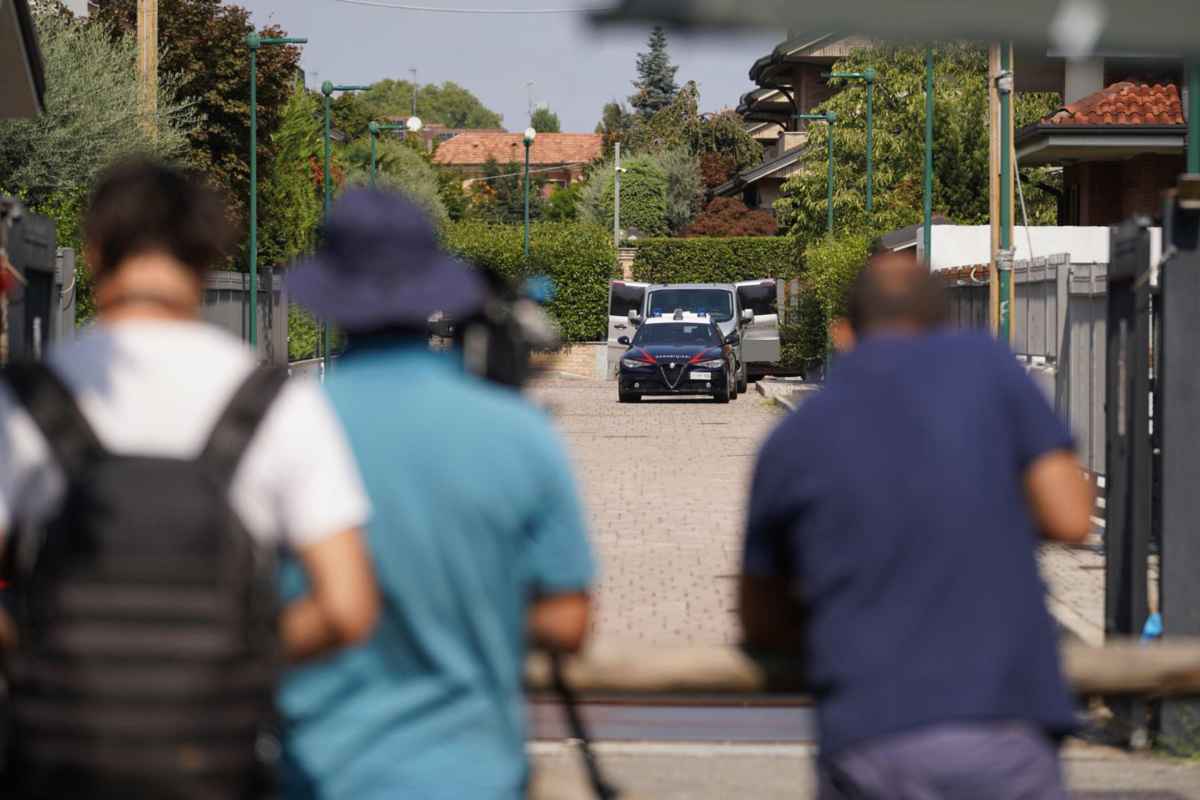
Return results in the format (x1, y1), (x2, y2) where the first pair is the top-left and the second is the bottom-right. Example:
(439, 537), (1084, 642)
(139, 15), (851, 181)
(796, 112), (837, 233)
(523, 127), (537, 259)
(321, 81), (370, 371)
(825, 68), (876, 216)
(368, 117), (424, 188)
(246, 33), (306, 352)
(923, 47), (935, 267)
(998, 44), (1013, 341)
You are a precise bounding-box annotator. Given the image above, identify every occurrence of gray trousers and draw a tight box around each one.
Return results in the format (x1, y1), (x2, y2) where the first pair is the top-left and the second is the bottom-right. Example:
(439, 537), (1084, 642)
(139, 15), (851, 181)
(818, 721), (1067, 800)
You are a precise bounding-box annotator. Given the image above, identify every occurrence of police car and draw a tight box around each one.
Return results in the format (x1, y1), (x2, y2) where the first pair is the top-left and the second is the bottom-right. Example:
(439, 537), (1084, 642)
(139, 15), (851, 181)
(616, 311), (739, 403)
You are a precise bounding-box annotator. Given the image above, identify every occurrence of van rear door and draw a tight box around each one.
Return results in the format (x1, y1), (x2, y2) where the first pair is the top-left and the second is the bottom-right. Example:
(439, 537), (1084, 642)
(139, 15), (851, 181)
(736, 279), (781, 367)
(608, 281), (649, 377)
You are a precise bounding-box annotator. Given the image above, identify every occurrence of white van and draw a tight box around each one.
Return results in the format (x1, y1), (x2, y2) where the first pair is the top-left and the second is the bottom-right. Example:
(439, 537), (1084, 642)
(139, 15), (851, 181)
(607, 280), (782, 389)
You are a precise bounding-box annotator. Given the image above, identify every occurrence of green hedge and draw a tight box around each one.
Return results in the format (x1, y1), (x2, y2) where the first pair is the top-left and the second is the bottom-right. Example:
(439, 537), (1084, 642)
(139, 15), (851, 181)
(631, 237), (800, 284)
(442, 221), (616, 343)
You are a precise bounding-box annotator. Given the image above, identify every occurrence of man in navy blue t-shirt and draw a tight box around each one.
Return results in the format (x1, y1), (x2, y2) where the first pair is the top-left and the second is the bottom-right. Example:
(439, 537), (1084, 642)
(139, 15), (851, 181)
(741, 253), (1094, 799)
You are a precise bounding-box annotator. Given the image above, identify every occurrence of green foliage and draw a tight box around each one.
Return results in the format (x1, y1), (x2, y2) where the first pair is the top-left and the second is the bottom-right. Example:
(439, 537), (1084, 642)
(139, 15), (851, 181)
(0, 7), (195, 322)
(288, 306), (321, 362)
(544, 183), (583, 222)
(358, 80), (504, 129)
(631, 237), (799, 284)
(579, 154), (669, 237)
(779, 292), (828, 373)
(807, 229), (875, 324)
(630, 26), (680, 119)
(658, 148), (704, 234)
(442, 222), (616, 342)
(0, 9), (193, 205)
(259, 85), (323, 271)
(93, 0), (302, 224)
(622, 84), (761, 174)
(531, 107), (562, 134)
(775, 43), (1061, 245)
(437, 170), (470, 222)
(331, 92), (373, 141)
(466, 158), (546, 224)
(342, 136), (448, 226)
(595, 100), (636, 157)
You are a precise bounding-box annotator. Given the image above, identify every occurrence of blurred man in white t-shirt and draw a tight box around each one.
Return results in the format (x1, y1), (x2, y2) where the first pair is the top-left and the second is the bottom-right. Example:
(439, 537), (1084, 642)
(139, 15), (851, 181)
(0, 159), (378, 662)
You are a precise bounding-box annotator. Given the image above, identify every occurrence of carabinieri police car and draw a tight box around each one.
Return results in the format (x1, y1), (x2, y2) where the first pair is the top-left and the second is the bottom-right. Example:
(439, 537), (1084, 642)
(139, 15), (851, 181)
(616, 311), (739, 403)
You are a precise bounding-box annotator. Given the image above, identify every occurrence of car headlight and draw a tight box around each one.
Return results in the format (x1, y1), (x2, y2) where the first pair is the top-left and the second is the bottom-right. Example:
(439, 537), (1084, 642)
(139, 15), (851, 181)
(622, 358), (653, 369)
(696, 359), (724, 369)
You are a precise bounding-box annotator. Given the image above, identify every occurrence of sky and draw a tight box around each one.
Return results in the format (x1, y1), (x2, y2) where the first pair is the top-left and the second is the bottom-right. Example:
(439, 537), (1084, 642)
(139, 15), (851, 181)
(235, 0), (781, 133)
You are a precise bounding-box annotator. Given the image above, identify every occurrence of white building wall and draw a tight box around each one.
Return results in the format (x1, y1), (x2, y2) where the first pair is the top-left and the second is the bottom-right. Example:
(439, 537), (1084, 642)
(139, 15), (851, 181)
(918, 225), (1162, 272)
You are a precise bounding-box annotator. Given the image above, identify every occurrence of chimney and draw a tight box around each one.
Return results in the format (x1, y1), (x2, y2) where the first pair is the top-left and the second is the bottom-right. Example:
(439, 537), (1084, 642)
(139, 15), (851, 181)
(778, 129), (809, 156)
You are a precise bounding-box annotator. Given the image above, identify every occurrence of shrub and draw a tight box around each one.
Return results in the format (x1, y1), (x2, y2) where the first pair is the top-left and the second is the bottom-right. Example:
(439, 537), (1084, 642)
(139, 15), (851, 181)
(442, 222), (616, 342)
(544, 183), (582, 222)
(631, 237), (799, 284)
(579, 153), (669, 237)
(684, 197), (778, 237)
(806, 229), (875, 322)
(779, 291), (827, 373)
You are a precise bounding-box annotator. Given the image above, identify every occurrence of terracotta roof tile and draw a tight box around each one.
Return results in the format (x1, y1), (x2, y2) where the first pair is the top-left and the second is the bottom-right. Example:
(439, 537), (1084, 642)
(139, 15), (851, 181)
(433, 132), (603, 167)
(1043, 81), (1184, 127)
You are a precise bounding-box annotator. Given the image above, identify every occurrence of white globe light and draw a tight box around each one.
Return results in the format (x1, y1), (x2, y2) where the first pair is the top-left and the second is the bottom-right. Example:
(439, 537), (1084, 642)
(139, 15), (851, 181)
(523, 127), (537, 145)
(406, 116), (423, 133)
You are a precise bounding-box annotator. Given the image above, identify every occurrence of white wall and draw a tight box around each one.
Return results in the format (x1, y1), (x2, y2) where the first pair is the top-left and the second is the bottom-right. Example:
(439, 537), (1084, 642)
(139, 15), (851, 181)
(63, 0), (89, 16)
(919, 225), (1162, 272)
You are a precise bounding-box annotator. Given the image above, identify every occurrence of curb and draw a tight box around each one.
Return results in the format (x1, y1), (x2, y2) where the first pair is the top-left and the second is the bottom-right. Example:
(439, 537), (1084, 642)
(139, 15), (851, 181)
(755, 381), (797, 412)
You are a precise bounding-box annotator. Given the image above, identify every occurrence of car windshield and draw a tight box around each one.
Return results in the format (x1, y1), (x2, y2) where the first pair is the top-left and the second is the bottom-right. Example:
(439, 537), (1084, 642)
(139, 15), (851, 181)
(634, 323), (719, 348)
(647, 289), (733, 322)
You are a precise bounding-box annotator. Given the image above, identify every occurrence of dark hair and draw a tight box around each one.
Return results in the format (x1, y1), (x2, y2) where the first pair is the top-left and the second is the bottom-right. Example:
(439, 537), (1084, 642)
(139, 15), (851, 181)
(84, 158), (234, 280)
(846, 251), (948, 335)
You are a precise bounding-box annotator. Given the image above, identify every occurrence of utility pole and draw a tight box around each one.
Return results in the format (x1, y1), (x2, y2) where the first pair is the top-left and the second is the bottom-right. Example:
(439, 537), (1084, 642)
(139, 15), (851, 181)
(989, 43), (1015, 339)
(613, 143), (622, 248)
(409, 67), (418, 119)
(137, 0), (159, 136)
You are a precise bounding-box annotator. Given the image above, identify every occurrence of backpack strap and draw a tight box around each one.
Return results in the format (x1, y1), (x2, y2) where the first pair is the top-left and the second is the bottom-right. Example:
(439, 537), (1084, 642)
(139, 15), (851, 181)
(197, 367), (288, 487)
(2, 362), (104, 481)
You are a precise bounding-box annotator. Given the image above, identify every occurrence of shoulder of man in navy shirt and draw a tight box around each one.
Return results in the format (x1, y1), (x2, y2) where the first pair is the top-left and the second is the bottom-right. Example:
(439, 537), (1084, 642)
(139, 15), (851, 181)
(739, 253), (1094, 798)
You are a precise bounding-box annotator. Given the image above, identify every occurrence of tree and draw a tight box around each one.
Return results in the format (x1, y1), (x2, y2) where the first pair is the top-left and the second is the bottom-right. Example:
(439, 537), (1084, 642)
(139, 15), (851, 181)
(657, 148), (704, 234)
(258, 84), (324, 272)
(544, 183), (582, 222)
(0, 9), (193, 206)
(774, 43), (1060, 244)
(683, 197), (778, 237)
(595, 100), (635, 157)
(359, 80), (503, 129)
(466, 157), (545, 224)
(531, 106), (561, 134)
(625, 83), (761, 174)
(580, 153), (669, 237)
(630, 26), (679, 119)
(342, 136), (448, 227)
(0, 7), (195, 322)
(93, 0), (302, 224)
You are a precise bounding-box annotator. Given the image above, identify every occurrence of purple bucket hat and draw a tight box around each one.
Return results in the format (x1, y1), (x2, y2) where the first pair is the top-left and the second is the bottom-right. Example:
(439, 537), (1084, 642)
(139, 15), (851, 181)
(285, 188), (484, 332)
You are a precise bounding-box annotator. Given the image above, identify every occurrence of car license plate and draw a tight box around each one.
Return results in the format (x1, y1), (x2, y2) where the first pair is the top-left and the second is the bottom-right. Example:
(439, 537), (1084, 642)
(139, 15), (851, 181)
(690, 371), (712, 381)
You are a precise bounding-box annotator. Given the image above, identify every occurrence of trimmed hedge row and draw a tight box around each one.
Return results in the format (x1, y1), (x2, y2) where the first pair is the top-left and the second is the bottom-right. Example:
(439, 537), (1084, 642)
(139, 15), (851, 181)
(630, 237), (800, 284)
(442, 221), (616, 343)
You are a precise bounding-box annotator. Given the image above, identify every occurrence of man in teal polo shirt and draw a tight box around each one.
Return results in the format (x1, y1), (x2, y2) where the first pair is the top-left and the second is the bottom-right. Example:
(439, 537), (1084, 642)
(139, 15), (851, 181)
(281, 190), (595, 799)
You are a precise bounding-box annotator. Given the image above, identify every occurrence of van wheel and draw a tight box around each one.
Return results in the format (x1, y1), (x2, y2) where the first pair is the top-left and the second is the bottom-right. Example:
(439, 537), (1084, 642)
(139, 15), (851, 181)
(619, 392), (641, 403)
(736, 367), (749, 394)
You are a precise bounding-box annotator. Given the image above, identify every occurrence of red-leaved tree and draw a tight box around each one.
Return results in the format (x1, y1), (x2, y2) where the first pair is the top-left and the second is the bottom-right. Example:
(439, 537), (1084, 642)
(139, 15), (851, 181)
(683, 197), (778, 237)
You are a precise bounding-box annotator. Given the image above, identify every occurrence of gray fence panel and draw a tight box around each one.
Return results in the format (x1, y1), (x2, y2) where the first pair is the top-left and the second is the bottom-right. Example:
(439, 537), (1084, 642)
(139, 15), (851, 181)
(201, 269), (288, 365)
(1062, 262), (1108, 475)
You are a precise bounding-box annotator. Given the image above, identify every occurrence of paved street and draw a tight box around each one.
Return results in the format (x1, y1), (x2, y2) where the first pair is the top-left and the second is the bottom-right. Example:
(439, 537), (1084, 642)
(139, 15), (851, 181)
(531, 377), (781, 645)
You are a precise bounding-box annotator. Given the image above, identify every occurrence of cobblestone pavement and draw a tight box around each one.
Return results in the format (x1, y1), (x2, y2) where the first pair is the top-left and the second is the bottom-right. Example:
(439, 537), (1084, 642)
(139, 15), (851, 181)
(531, 378), (781, 645)
(530, 741), (1200, 799)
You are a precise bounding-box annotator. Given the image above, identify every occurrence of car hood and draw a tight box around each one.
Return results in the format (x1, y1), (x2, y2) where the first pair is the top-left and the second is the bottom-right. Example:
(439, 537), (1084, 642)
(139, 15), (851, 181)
(633, 344), (723, 361)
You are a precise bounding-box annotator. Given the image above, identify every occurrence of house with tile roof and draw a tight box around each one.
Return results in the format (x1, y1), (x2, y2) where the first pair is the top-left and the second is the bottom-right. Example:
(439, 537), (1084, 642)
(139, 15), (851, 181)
(714, 34), (871, 212)
(1018, 80), (1186, 226)
(433, 132), (603, 193)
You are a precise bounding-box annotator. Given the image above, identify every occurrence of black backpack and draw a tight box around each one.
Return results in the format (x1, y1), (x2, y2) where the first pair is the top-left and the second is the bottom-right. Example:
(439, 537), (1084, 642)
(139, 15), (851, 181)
(0, 362), (288, 800)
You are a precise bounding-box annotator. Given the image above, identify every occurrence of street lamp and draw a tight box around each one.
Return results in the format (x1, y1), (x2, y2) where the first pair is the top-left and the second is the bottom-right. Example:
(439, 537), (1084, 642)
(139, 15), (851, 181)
(246, 33), (306, 352)
(368, 117), (424, 188)
(796, 112), (837, 234)
(523, 126), (536, 259)
(321, 80), (370, 372)
(825, 68), (876, 216)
